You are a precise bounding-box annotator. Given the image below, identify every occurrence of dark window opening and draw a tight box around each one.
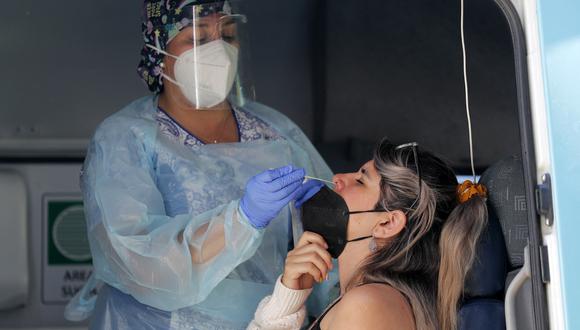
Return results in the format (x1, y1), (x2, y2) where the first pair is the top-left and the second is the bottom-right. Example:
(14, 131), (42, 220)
(312, 0), (520, 175)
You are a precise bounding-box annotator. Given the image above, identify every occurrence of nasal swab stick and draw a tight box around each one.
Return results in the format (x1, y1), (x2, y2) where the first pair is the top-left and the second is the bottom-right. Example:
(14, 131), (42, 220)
(304, 175), (335, 186)
(266, 167), (335, 186)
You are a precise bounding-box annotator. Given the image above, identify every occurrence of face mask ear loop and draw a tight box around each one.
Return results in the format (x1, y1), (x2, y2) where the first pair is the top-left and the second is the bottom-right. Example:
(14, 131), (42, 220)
(145, 43), (184, 88)
(145, 43), (225, 69)
(145, 43), (178, 60)
(346, 210), (386, 243)
(348, 209), (387, 215)
(160, 72), (182, 88)
(346, 235), (372, 243)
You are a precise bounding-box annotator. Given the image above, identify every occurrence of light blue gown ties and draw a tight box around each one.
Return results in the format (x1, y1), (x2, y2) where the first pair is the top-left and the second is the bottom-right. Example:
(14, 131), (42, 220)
(65, 96), (335, 329)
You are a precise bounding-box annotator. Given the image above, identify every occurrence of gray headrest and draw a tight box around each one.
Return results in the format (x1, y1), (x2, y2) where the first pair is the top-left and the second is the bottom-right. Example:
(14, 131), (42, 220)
(480, 155), (528, 268)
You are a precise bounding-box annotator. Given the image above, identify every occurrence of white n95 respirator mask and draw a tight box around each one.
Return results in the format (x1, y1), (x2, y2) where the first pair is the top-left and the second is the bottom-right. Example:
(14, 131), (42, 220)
(147, 39), (239, 109)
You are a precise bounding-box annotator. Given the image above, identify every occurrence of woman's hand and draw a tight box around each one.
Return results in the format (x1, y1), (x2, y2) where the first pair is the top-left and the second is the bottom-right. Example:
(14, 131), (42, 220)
(282, 231), (333, 290)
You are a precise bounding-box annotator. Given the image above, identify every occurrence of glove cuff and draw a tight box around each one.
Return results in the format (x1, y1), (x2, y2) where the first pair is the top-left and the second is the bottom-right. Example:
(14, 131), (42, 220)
(238, 202), (268, 230)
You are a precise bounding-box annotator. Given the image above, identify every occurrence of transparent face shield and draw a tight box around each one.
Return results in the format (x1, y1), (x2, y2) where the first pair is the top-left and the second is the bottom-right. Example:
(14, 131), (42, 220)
(150, 1), (254, 109)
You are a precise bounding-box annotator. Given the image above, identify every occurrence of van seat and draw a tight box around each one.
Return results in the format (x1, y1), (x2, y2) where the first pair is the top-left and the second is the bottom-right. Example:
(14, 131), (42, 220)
(459, 156), (530, 329)
(478, 155), (534, 330)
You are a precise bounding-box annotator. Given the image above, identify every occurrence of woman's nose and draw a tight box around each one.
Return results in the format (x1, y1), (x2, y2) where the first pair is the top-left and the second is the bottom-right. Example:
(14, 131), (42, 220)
(332, 174), (345, 191)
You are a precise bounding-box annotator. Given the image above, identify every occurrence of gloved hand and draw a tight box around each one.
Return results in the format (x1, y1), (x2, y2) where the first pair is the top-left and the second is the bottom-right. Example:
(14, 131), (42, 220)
(294, 179), (325, 208)
(240, 165), (305, 229)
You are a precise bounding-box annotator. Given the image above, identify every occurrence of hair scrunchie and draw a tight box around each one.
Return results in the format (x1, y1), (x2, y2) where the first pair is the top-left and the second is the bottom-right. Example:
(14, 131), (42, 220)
(457, 180), (487, 203)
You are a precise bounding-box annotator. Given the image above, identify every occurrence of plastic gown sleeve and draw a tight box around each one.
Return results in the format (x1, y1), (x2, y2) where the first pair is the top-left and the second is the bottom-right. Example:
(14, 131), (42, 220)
(83, 124), (264, 312)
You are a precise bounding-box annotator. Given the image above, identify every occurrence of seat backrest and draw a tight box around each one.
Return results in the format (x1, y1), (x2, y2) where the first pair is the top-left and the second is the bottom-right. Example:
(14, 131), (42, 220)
(459, 155), (528, 330)
(479, 155), (529, 269)
(479, 155), (535, 330)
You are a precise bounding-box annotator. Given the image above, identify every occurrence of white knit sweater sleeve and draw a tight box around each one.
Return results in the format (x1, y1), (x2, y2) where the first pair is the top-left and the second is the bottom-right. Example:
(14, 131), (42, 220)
(246, 276), (313, 330)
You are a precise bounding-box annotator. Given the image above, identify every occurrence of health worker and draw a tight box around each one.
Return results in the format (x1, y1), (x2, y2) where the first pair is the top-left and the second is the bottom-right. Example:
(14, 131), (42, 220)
(64, 0), (333, 328)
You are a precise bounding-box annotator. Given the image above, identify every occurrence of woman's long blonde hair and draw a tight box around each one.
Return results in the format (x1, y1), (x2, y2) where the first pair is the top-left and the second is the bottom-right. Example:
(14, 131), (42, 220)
(350, 139), (487, 330)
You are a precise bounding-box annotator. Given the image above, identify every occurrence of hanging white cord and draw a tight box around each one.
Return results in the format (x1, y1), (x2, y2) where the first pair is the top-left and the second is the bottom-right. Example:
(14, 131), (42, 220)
(460, 0), (477, 182)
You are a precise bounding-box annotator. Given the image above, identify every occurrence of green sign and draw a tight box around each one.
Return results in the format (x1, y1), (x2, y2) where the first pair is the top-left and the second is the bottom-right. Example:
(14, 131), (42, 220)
(47, 200), (92, 265)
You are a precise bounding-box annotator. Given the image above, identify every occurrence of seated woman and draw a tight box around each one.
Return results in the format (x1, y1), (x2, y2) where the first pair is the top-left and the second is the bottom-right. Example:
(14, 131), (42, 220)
(247, 139), (488, 330)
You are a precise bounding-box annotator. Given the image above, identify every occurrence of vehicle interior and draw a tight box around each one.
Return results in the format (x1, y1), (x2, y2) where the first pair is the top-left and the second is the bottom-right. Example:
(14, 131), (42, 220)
(0, 0), (548, 328)
(295, 0), (543, 328)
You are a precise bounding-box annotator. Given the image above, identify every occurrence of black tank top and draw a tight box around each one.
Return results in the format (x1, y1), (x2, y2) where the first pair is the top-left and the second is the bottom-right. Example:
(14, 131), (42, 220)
(308, 282), (399, 330)
(308, 295), (343, 330)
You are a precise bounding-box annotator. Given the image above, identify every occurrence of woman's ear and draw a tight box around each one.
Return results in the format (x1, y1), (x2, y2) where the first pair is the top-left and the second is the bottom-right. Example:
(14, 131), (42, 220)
(373, 210), (407, 239)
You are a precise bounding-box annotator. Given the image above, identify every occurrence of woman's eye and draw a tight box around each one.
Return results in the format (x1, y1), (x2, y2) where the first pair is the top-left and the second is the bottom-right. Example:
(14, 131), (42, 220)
(356, 179), (364, 185)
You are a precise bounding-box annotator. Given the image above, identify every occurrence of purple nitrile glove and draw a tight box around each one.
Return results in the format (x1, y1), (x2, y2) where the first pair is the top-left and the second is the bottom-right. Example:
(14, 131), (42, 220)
(294, 179), (325, 209)
(240, 165), (305, 229)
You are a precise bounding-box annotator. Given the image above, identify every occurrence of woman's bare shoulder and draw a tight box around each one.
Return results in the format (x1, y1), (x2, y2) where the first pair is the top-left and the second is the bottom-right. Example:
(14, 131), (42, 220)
(325, 284), (415, 330)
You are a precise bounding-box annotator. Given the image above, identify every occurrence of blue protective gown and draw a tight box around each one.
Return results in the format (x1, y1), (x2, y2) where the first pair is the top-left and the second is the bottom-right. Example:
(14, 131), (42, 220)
(65, 96), (335, 329)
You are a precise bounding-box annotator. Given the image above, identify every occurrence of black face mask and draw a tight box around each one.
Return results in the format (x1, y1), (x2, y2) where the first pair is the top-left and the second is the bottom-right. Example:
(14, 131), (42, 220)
(301, 186), (386, 258)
